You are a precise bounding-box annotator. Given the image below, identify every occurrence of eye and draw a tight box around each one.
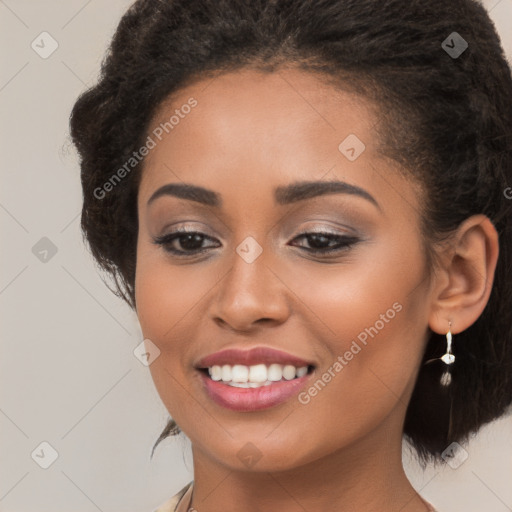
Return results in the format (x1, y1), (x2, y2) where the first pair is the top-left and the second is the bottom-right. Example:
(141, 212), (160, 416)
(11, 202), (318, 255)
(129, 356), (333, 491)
(152, 228), (220, 256)
(152, 228), (360, 258)
(289, 230), (359, 256)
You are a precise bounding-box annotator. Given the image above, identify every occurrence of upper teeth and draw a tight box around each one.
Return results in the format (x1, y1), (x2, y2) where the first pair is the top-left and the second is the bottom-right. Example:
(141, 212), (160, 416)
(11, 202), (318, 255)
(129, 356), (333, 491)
(207, 363), (308, 386)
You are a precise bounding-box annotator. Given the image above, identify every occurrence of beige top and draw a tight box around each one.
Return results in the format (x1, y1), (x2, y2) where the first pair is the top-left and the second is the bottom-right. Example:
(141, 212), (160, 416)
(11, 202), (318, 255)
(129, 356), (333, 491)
(154, 481), (193, 512)
(153, 481), (439, 511)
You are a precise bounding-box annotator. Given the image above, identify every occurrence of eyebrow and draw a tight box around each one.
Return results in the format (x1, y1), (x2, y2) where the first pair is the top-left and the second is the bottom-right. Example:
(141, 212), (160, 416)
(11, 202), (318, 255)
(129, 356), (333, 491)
(147, 180), (380, 210)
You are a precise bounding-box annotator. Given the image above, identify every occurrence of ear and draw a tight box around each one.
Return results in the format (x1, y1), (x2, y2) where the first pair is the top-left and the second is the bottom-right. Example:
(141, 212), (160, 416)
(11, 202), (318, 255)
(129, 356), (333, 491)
(428, 214), (499, 335)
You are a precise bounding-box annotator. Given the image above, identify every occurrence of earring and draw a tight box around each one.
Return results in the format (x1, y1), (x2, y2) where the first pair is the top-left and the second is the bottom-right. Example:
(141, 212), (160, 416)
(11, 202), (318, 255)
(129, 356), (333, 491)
(424, 322), (455, 386)
(440, 322), (455, 386)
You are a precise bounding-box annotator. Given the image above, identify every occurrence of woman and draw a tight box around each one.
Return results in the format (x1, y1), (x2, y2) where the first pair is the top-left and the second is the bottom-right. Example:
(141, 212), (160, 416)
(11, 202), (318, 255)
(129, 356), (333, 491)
(68, 0), (512, 510)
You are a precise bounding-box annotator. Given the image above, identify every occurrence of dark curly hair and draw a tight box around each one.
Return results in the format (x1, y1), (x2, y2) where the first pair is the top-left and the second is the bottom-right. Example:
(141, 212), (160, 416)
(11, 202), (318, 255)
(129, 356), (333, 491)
(68, 0), (512, 466)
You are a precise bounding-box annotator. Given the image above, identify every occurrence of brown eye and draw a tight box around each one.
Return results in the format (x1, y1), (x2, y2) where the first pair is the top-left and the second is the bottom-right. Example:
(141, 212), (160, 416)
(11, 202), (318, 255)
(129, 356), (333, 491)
(290, 232), (359, 255)
(152, 229), (359, 258)
(153, 230), (220, 256)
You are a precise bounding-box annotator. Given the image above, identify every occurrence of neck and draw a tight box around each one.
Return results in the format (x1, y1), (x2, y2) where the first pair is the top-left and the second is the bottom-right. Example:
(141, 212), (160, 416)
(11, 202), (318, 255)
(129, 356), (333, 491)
(187, 407), (430, 512)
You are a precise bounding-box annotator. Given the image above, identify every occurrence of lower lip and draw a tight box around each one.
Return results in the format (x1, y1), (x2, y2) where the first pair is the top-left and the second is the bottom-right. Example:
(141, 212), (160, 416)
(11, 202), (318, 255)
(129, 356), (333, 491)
(198, 370), (313, 411)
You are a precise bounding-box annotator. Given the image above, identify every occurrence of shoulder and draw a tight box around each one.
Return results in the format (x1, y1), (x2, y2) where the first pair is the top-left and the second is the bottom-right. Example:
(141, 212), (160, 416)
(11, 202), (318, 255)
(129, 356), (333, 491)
(152, 481), (193, 512)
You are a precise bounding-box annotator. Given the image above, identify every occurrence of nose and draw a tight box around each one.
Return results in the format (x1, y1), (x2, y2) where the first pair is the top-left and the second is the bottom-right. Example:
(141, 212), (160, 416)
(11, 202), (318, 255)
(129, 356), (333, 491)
(210, 245), (291, 332)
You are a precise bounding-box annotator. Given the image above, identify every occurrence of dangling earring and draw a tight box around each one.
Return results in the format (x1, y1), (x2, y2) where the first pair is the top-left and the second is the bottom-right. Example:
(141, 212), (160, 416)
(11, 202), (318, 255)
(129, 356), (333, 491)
(439, 322), (454, 386)
(424, 321), (455, 386)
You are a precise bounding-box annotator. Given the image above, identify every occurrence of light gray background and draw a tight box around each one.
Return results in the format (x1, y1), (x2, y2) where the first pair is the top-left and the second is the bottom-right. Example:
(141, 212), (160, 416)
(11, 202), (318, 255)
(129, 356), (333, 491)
(1, 1), (511, 511)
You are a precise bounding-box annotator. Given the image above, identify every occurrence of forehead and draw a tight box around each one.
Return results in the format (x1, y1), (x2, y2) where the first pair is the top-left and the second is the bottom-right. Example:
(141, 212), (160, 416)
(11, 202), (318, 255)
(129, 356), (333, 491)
(137, 67), (417, 212)
(151, 67), (373, 128)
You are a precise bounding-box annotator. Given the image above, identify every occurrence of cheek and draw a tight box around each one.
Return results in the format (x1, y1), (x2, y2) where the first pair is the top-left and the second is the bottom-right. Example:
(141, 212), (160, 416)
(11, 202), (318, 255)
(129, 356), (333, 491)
(279, 239), (427, 416)
(134, 252), (207, 408)
(135, 252), (215, 341)
(276, 232), (425, 344)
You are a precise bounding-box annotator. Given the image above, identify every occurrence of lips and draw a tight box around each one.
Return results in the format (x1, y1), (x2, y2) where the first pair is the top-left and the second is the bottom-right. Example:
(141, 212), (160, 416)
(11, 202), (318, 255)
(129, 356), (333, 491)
(194, 346), (316, 369)
(193, 346), (316, 411)
(199, 371), (314, 411)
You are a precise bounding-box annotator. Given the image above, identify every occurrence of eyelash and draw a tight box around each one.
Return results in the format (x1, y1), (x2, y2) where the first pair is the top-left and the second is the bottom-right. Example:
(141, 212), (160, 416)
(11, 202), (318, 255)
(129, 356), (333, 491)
(152, 227), (359, 258)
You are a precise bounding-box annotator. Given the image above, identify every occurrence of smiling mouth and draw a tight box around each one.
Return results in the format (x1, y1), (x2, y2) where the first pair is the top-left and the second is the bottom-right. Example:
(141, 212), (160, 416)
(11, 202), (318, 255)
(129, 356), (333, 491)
(198, 363), (315, 388)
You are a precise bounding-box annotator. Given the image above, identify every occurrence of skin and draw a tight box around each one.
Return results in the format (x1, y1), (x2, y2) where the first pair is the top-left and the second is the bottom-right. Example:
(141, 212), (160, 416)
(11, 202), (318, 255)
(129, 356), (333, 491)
(134, 68), (499, 512)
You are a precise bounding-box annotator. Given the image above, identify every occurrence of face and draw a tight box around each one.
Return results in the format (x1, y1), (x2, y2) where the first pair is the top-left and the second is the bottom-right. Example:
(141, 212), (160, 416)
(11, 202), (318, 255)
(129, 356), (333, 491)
(135, 67), (433, 472)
